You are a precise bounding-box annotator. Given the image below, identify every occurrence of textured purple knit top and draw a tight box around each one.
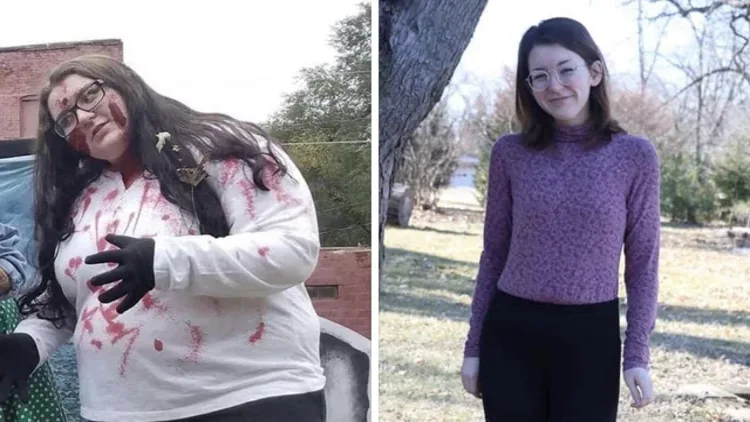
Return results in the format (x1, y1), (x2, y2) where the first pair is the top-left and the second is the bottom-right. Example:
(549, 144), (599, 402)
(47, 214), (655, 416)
(464, 124), (661, 371)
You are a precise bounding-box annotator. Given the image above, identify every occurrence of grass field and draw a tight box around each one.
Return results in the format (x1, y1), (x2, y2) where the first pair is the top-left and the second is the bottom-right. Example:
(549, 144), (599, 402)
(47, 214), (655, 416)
(380, 205), (750, 422)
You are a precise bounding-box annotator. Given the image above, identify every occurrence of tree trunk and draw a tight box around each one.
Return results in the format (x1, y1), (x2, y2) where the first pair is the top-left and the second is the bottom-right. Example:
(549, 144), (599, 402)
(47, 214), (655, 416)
(386, 183), (415, 227)
(379, 0), (488, 268)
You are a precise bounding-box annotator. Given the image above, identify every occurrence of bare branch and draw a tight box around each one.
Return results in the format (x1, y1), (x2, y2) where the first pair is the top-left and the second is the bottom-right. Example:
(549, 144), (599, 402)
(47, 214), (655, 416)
(666, 67), (736, 102)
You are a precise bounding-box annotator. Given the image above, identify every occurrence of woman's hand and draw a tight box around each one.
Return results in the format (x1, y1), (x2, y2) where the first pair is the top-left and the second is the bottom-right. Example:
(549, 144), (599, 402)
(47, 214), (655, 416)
(0, 333), (39, 403)
(461, 357), (481, 398)
(86, 234), (156, 313)
(624, 367), (654, 408)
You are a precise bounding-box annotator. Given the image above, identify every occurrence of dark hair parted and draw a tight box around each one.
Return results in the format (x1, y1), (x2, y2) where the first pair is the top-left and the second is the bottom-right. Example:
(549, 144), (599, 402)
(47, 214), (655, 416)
(515, 17), (624, 149)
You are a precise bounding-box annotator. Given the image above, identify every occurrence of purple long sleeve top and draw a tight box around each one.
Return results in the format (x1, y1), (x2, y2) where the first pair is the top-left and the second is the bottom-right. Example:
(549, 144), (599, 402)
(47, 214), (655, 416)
(464, 125), (661, 371)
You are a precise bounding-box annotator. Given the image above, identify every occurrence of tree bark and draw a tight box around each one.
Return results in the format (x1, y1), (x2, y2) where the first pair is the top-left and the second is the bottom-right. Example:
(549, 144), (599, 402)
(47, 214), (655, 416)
(379, 0), (488, 268)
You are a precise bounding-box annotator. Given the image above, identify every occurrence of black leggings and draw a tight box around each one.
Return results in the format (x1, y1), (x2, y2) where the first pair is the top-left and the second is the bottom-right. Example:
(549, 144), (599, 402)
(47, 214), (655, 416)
(479, 289), (621, 422)
(85, 389), (326, 422)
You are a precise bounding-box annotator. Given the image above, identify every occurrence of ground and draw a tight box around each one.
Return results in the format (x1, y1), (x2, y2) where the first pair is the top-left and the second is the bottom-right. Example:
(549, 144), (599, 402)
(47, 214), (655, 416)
(380, 188), (750, 422)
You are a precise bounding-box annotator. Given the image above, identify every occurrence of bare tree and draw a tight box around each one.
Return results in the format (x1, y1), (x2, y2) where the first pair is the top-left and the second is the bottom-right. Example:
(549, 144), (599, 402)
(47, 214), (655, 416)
(611, 86), (679, 154)
(648, 0), (750, 95)
(626, 0), (674, 91)
(379, 0), (488, 266)
(397, 98), (460, 209)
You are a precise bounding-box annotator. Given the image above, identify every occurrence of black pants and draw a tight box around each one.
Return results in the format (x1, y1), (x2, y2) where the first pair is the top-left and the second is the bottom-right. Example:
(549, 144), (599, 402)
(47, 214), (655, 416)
(479, 289), (621, 422)
(86, 389), (326, 422)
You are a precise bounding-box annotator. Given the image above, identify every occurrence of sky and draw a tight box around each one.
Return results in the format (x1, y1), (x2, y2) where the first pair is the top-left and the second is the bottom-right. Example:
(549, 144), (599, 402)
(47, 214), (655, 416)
(0, 0), (364, 123)
(449, 0), (698, 109)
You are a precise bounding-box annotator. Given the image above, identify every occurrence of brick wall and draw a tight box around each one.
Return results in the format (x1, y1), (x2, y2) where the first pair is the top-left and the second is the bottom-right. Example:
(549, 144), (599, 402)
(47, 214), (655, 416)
(0, 39), (123, 140)
(307, 248), (371, 339)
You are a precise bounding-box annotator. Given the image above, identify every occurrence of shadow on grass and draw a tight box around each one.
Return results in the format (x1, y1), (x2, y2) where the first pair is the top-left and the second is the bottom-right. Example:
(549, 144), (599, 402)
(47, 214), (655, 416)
(618, 301), (750, 328)
(384, 247), (478, 267)
(380, 290), (470, 323)
(381, 247), (476, 322)
(649, 331), (750, 367)
(383, 247), (477, 297)
(384, 246), (750, 368)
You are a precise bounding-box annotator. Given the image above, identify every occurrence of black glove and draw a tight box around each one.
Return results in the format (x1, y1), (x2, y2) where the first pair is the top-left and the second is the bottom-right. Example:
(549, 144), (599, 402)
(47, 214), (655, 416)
(0, 333), (40, 403)
(86, 234), (156, 314)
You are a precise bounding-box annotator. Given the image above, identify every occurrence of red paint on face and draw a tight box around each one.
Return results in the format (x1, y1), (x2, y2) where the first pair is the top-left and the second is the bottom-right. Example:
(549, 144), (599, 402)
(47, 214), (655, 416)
(61, 97), (69, 107)
(68, 127), (89, 155)
(91, 339), (103, 350)
(154, 339), (164, 352)
(249, 321), (265, 344)
(258, 247), (270, 258)
(109, 101), (127, 128)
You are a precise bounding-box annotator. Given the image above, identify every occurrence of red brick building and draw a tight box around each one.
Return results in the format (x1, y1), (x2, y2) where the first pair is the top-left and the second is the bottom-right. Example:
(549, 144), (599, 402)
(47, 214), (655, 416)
(0, 39), (123, 140)
(308, 248), (372, 338)
(0, 39), (371, 339)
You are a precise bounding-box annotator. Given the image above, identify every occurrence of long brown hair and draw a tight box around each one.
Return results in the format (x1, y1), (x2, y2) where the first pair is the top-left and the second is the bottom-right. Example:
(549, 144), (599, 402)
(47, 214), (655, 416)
(20, 55), (288, 326)
(515, 17), (624, 149)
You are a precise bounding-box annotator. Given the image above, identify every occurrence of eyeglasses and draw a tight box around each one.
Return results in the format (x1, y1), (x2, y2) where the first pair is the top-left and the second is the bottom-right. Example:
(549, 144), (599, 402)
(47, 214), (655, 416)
(526, 65), (586, 91)
(53, 80), (106, 138)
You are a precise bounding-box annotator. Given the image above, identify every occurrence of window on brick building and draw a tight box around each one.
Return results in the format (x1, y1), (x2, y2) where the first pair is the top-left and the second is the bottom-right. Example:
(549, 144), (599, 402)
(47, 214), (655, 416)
(20, 96), (39, 139)
(307, 285), (339, 299)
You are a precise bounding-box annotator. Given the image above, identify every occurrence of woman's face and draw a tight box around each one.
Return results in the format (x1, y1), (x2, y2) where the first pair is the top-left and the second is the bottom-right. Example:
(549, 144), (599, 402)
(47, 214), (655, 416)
(527, 44), (602, 126)
(47, 74), (131, 164)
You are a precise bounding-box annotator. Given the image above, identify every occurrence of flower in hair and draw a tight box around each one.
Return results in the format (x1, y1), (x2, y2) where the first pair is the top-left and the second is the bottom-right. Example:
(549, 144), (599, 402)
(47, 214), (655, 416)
(155, 132), (171, 152)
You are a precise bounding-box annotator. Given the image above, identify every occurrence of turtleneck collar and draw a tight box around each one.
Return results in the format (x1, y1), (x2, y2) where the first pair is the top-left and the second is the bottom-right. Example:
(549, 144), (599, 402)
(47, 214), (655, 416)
(554, 122), (593, 143)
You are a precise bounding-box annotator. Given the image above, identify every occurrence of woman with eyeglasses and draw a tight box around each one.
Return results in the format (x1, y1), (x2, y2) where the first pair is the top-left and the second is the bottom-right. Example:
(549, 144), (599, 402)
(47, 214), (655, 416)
(460, 17), (660, 421)
(0, 55), (327, 422)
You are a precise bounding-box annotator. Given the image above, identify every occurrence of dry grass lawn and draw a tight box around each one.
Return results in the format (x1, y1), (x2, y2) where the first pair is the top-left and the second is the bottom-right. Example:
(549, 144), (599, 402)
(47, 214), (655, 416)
(380, 205), (750, 422)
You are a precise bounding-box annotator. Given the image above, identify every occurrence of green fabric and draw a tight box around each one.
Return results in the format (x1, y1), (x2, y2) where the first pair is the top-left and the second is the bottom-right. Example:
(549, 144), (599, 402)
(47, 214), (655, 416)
(0, 298), (68, 422)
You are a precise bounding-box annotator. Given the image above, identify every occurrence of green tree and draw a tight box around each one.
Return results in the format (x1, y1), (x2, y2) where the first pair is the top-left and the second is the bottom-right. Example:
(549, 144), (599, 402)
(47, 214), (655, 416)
(266, 3), (371, 247)
(661, 153), (718, 224)
(713, 138), (750, 208)
(466, 71), (519, 207)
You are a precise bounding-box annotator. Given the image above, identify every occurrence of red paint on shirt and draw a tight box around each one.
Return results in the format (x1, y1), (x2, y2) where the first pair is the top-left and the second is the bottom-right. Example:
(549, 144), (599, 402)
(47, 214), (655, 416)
(249, 321), (265, 344)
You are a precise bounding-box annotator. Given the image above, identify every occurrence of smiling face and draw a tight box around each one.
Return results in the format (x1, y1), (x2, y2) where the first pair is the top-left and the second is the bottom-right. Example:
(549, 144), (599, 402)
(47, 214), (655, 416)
(47, 74), (130, 164)
(527, 44), (603, 126)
